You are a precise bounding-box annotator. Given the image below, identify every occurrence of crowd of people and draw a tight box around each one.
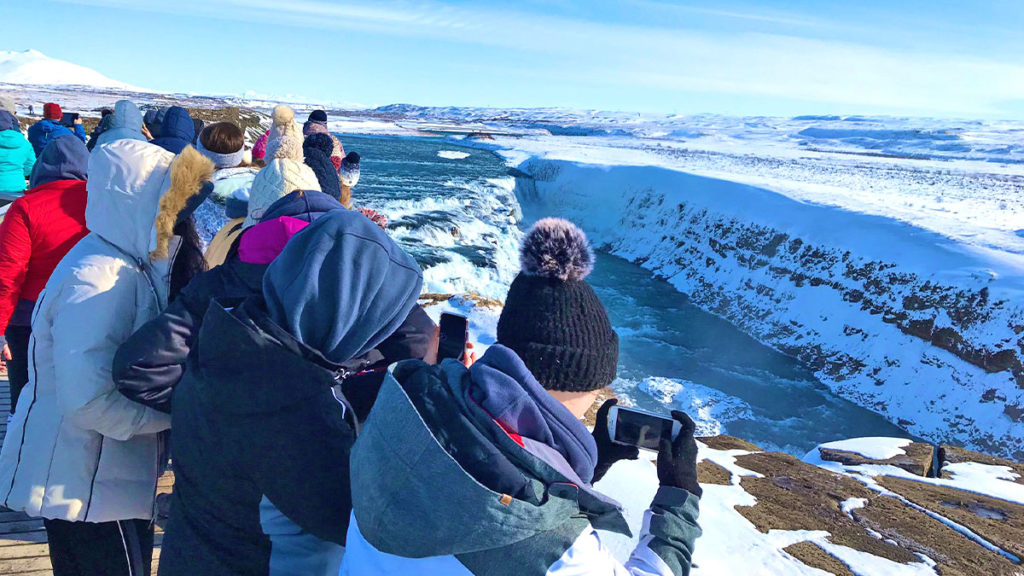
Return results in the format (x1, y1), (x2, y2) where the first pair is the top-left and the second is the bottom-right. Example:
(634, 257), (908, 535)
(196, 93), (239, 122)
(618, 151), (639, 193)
(0, 96), (702, 576)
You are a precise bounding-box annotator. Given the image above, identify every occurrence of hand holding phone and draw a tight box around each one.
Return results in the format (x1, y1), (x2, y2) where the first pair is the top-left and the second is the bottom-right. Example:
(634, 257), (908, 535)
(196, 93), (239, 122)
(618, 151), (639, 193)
(607, 405), (682, 451)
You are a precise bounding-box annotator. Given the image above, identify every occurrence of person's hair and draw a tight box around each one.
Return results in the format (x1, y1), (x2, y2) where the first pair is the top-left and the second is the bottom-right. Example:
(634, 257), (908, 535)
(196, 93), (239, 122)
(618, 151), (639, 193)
(169, 218), (208, 302)
(200, 122), (245, 155)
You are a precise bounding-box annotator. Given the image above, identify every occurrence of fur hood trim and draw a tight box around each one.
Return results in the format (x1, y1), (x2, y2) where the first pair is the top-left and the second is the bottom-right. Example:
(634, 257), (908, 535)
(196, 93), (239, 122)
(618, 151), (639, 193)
(150, 145), (215, 260)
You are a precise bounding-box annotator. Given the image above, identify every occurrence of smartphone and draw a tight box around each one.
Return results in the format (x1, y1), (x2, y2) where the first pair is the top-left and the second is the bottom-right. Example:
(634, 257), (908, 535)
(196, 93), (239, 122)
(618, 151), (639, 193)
(60, 112), (80, 127)
(438, 313), (468, 361)
(607, 405), (681, 451)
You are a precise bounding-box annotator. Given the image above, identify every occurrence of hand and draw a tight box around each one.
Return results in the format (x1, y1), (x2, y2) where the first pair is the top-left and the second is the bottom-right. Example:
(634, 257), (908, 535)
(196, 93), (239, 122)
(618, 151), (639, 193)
(141, 124), (153, 140)
(0, 344), (9, 370)
(656, 410), (702, 497)
(461, 342), (478, 368)
(73, 117), (83, 125)
(591, 399), (639, 483)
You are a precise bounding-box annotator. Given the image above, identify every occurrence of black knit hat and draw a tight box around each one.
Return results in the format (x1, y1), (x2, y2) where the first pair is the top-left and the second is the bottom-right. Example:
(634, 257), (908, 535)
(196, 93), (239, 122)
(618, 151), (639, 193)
(308, 109), (328, 123)
(497, 219), (619, 392)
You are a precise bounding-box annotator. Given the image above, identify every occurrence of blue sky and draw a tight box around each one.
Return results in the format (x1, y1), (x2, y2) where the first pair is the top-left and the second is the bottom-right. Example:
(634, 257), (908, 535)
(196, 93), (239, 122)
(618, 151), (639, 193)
(8, 0), (1024, 118)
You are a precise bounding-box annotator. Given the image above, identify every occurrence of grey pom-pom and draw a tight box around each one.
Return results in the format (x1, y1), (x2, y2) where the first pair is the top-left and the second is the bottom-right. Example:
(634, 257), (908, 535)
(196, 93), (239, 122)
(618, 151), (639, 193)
(520, 218), (594, 281)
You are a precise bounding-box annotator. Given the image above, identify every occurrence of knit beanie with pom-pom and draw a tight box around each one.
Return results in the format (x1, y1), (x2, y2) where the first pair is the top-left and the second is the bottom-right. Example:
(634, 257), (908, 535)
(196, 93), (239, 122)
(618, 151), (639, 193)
(265, 105), (304, 162)
(496, 218), (619, 392)
(339, 152), (360, 188)
(303, 133), (342, 201)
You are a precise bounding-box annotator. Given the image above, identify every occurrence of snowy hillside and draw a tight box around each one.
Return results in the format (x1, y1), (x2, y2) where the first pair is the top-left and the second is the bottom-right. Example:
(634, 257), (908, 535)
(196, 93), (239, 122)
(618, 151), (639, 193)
(0, 49), (142, 91)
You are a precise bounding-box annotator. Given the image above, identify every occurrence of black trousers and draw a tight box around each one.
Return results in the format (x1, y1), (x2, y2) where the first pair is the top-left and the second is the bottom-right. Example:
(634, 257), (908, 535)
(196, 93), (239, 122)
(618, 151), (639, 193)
(5, 326), (31, 414)
(44, 518), (154, 576)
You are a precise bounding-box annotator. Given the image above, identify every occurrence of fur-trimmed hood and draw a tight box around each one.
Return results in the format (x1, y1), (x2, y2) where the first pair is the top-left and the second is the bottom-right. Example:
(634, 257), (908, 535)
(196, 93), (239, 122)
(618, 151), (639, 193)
(86, 140), (213, 262)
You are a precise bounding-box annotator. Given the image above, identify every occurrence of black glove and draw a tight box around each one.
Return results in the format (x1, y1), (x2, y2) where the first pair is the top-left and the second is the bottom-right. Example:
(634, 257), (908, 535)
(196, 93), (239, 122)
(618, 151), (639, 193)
(657, 410), (702, 497)
(591, 399), (639, 483)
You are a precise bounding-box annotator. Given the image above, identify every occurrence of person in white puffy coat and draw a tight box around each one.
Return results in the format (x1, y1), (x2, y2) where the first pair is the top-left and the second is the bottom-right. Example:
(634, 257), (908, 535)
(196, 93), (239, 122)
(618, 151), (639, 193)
(0, 139), (214, 576)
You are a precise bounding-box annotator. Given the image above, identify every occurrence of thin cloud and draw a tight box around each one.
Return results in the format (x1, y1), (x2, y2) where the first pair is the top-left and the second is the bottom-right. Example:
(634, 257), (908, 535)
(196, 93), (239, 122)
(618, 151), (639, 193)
(53, 0), (1024, 117)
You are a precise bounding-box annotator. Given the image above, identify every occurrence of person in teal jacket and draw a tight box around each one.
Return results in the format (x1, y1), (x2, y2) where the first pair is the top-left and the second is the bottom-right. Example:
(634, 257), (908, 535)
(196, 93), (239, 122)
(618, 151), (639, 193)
(0, 111), (34, 195)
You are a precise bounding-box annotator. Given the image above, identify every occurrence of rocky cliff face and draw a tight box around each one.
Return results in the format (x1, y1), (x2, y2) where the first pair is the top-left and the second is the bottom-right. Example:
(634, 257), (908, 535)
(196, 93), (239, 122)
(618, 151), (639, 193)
(516, 159), (1024, 459)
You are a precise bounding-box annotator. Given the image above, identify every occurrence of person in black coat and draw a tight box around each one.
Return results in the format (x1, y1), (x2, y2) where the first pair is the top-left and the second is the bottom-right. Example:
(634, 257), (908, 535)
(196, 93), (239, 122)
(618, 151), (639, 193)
(113, 189), (434, 416)
(158, 209), (424, 576)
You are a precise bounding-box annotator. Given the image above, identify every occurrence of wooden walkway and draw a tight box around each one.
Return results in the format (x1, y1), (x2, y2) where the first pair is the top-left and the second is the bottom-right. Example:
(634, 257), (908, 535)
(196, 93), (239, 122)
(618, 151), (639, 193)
(0, 375), (174, 575)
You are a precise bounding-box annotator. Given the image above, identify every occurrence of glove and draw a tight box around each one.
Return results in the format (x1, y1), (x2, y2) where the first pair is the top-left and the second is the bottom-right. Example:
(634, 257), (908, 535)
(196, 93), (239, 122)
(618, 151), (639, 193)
(657, 410), (702, 497)
(591, 399), (639, 483)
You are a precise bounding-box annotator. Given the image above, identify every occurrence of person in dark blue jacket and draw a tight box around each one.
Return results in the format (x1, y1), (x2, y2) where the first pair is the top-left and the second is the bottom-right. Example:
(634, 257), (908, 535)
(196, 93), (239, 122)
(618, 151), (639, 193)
(150, 106), (195, 154)
(158, 209), (424, 576)
(26, 103), (86, 157)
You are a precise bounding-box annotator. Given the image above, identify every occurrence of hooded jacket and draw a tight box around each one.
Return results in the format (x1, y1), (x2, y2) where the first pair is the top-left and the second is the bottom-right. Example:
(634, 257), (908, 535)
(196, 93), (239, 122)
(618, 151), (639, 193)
(150, 106), (195, 154)
(94, 100), (146, 148)
(27, 117), (86, 158)
(112, 190), (339, 414)
(0, 140), (213, 523)
(0, 135), (89, 335)
(340, 345), (702, 576)
(159, 209), (423, 576)
(0, 111), (34, 193)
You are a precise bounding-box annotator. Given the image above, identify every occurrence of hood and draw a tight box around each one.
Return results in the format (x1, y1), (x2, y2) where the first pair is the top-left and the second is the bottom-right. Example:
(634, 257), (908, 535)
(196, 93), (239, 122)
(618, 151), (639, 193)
(150, 106), (194, 154)
(261, 188), (342, 225)
(86, 140), (212, 261)
(0, 110), (16, 132)
(244, 158), (321, 228)
(237, 216), (309, 265)
(192, 297), (345, 415)
(262, 209), (422, 364)
(95, 100), (146, 147)
(29, 134), (89, 188)
(349, 350), (629, 559)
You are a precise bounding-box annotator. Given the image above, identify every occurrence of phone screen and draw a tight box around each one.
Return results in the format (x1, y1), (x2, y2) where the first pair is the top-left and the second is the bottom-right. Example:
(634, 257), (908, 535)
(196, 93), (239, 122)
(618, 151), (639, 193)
(613, 408), (675, 451)
(438, 313), (468, 361)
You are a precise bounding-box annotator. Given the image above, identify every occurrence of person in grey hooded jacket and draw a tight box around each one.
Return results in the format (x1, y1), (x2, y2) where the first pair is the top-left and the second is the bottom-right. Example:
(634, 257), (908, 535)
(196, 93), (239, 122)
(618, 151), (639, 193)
(159, 208), (424, 576)
(94, 100), (147, 147)
(341, 219), (702, 576)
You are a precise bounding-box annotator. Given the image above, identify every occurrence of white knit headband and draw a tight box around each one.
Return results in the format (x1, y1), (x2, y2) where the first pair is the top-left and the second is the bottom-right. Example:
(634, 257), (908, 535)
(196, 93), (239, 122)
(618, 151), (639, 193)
(197, 138), (245, 169)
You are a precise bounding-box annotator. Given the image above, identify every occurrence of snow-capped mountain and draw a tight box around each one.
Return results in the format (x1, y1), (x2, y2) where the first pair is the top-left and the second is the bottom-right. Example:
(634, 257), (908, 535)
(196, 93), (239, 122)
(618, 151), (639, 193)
(0, 49), (144, 91)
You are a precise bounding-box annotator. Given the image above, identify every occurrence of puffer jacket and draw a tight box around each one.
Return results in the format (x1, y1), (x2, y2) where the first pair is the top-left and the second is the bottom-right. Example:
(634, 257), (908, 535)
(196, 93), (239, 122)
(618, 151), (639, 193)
(94, 100), (146, 147)
(0, 140), (213, 523)
(150, 106), (195, 154)
(0, 135), (89, 335)
(159, 209), (423, 576)
(340, 346), (702, 576)
(0, 111), (34, 192)
(27, 118), (86, 158)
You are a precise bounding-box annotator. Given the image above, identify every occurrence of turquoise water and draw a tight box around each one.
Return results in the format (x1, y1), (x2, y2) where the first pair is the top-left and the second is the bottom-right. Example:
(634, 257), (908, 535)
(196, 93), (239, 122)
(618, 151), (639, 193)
(340, 133), (911, 453)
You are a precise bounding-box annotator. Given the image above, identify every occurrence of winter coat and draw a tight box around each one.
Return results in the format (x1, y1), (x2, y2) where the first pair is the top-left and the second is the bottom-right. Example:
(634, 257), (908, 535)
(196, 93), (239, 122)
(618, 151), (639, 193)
(0, 140), (213, 523)
(204, 217), (245, 268)
(27, 118), (86, 158)
(86, 114), (114, 151)
(159, 209), (424, 576)
(340, 345), (702, 576)
(252, 130), (269, 160)
(114, 190), (421, 416)
(0, 111), (34, 192)
(94, 100), (146, 148)
(150, 106), (195, 154)
(0, 135), (89, 334)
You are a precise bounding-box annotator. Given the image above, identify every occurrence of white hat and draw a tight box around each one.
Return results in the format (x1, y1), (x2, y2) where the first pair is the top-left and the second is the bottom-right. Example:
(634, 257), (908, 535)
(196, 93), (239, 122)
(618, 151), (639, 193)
(244, 158), (321, 229)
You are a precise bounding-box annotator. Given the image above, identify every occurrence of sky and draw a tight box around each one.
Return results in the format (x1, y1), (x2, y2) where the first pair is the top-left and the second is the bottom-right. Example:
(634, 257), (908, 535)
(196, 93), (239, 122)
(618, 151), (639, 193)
(7, 0), (1024, 118)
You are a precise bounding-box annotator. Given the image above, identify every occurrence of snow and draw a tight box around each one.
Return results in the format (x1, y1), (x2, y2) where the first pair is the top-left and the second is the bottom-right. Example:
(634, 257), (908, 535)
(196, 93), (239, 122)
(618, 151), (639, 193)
(437, 150), (471, 160)
(840, 497), (869, 518)
(0, 49), (144, 91)
(817, 438), (914, 461)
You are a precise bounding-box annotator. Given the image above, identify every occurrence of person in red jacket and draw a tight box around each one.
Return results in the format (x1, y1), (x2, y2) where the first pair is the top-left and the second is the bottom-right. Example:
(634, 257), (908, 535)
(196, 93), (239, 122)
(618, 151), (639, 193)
(0, 134), (88, 420)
